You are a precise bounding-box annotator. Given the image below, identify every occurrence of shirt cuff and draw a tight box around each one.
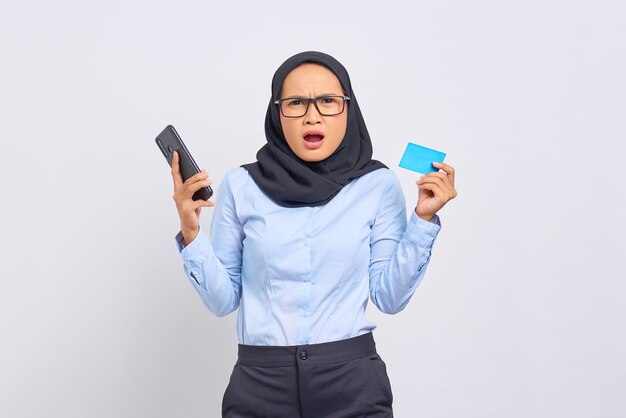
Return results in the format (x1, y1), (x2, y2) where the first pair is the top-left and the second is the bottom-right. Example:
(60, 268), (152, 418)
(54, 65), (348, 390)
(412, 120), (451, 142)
(174, 226), (213, 262)
(404, 211), (442, 246)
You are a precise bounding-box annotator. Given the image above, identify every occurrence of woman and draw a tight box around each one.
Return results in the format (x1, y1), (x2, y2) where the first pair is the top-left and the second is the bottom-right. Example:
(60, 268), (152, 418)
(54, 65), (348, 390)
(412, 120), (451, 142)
(170, 51), (457, 418)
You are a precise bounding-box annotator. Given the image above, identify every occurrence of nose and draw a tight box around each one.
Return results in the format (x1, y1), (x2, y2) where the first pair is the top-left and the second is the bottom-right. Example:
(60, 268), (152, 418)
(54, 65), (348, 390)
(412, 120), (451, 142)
(303, 101), (321, 124)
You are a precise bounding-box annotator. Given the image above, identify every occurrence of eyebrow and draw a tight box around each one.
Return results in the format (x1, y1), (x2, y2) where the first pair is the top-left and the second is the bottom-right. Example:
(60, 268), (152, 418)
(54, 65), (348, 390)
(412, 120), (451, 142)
(282, 93), (343, 99)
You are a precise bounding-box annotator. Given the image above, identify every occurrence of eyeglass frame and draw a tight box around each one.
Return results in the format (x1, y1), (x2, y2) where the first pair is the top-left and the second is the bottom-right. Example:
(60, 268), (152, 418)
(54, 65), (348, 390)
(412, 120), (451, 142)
(274, 95), (351, 118)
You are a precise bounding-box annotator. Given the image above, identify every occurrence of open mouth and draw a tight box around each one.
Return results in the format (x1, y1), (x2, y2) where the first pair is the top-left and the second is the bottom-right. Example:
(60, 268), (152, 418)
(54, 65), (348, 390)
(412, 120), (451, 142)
(302, 130), (325, 149)
(304, 134), (324, 142)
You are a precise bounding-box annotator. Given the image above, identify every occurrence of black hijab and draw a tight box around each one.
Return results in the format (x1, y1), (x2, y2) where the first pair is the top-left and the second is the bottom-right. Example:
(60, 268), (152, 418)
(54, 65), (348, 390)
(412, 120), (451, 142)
(241, 51), (387, 207)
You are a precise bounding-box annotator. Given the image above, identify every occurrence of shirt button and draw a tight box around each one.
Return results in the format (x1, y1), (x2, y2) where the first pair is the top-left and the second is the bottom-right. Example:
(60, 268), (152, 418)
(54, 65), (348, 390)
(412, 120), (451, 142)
(299, 351), (309, 360)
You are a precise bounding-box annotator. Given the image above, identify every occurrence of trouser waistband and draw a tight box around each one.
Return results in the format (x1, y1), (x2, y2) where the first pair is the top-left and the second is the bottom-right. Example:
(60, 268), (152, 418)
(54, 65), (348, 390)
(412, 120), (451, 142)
(237, 332), (377, 367)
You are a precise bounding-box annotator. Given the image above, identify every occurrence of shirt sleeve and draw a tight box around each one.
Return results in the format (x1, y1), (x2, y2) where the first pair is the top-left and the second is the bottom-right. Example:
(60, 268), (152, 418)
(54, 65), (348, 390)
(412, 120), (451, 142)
(368, 171), (442, 314)
(173, 170), (243, 317)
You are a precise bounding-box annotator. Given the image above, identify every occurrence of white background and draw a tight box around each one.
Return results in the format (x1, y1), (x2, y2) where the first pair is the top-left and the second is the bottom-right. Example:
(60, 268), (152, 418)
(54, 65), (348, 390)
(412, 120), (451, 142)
(1, 0), (624, 417)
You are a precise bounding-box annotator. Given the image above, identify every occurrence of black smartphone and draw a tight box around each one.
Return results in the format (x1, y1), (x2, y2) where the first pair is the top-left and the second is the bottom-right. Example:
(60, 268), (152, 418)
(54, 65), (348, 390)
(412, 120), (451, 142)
(155, 125), (213, 201)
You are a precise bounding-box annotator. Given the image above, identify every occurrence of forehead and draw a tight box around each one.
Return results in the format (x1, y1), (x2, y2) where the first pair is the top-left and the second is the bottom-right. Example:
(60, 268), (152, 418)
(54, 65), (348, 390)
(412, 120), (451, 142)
(280, 63), (343, 94)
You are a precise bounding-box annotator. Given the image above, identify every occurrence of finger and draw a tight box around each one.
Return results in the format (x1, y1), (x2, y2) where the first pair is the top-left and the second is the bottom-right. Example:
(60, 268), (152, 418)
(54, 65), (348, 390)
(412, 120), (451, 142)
(184, 178), (213, 199)
(183, 170), (210, 186)
(418, 182), (445, 198)
(420, 172), (448, 183)
(171, 151), (183, 189)
(417, 175), (446, 188)
(432, 162), (455, 183)
(419, 181), (454, 201)
(193, 198), (216, 209)
(420, 172), (454, 191)
(423, 171), (447, 179)
(419, 178), (456, 199)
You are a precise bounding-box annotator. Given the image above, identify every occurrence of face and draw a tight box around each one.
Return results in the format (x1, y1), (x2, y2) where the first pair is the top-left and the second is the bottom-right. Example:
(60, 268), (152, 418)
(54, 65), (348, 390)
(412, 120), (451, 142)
(278, 63), (348, 162)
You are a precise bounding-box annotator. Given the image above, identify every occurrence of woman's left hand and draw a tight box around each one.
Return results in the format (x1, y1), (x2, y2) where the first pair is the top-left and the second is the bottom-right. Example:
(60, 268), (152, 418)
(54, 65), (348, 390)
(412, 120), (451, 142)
(415, 162), (457, 221)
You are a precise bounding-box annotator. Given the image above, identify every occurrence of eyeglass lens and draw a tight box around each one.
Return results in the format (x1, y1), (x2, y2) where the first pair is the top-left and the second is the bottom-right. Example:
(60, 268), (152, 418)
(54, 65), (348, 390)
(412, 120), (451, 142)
(281, 96), (345, 117)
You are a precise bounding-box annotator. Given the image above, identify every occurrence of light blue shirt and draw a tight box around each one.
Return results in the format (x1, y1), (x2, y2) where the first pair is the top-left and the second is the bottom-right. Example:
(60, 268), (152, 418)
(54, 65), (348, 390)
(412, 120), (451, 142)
(175, 167), (441, 346)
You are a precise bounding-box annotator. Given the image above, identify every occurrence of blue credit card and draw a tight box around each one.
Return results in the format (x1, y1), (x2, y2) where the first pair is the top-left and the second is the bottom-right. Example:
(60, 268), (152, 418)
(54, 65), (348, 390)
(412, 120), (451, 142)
(399, 142), (446, 174)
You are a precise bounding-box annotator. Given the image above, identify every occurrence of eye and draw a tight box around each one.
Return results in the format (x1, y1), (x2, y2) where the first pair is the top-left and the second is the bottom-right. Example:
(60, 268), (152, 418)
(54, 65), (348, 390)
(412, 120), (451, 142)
(287, 99), (304, 106)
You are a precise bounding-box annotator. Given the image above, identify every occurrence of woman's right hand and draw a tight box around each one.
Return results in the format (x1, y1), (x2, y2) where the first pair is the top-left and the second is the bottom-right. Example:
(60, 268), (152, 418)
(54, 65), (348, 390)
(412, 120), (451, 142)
(171, 150), (215, 245)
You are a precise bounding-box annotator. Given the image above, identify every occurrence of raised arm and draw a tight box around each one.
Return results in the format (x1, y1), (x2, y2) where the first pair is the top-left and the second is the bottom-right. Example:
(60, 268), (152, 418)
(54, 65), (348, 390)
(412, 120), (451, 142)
(174, 168), (243, 317)
(368, 171), (442, 314)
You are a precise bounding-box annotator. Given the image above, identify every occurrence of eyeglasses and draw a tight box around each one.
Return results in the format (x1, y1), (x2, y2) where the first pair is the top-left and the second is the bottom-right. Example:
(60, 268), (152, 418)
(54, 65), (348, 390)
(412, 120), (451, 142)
(274, 95), (350, 118)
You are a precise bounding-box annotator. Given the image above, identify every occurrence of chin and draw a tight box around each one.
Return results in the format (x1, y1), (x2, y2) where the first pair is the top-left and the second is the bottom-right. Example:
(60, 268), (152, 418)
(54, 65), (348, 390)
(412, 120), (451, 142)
(298, 153), (328, 162)
(289, 139), (341, 162)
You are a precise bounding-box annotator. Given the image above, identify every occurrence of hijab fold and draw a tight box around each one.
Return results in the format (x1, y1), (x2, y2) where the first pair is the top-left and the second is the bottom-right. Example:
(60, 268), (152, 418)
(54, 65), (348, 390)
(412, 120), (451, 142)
(242, 51), (387, 207)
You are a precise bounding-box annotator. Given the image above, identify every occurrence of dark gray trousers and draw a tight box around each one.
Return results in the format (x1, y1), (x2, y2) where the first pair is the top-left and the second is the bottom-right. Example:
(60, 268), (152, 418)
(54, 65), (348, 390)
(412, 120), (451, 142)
(221, 332), (393, 418)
